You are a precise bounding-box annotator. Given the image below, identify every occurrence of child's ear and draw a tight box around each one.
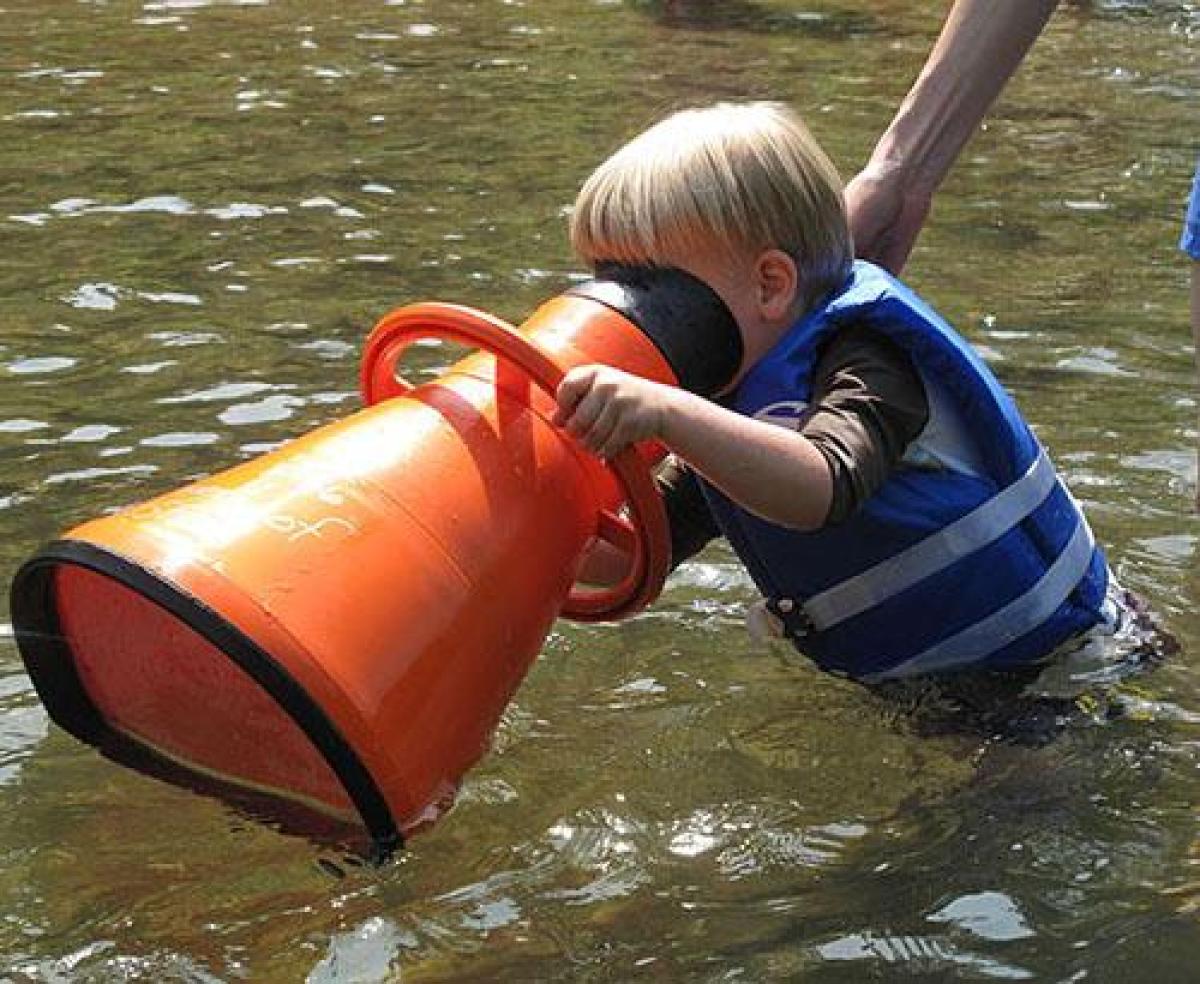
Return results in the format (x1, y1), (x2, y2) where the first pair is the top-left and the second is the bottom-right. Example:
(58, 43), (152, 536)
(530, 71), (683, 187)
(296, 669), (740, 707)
(755, 249), (800, 321)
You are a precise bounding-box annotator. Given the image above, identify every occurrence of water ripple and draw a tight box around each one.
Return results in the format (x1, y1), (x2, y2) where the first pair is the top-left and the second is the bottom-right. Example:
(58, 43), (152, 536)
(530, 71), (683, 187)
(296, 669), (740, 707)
(927, 891), (1036, 942)
(817, 931), (1035, 980)
(7, 189), (376, 228)
(0, 419), (48, 433)
(9, 196), (296, 227)
(1054, 348), (1133, 377)
(140, 431), (221, 448)
(121, 360), (178, 375)
(5, 357), (77, 375)
(43, 464), (156, 486)
(16, 67), (102, 81)
(142, 0), (269, 10)
(206, 202), (288, 220)
(307, 917), (409, 984)
(717, 810), (862, 878)
(61, 424), (122, 443)
(294, 340), (356, 360)
(140, 291), (202, 306)
(4, 109), (71, 124)
(62, 283), (121, 310)
(61, 283), (203, 311)
(0, 703), (48, 788)
(219, 394), (304, 425)
(147, 330), (224, 348)
(160, 381), (278, 405)
(235, 88), (288, 112)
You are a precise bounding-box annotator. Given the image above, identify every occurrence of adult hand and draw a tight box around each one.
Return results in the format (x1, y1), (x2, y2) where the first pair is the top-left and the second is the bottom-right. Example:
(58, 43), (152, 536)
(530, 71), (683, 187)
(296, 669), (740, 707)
(840, 162), (931, 274)
(844, 162), (932, 277)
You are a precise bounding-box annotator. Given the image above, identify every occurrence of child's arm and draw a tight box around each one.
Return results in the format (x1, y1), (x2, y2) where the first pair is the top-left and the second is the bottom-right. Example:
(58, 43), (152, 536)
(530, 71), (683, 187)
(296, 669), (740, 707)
(555, 327), (927, 534)
(555, 366), (834, 531)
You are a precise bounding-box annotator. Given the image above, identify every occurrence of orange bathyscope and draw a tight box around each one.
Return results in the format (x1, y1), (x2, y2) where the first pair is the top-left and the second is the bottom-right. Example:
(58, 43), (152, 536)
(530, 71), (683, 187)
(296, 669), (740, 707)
(10, 268), (741, 853)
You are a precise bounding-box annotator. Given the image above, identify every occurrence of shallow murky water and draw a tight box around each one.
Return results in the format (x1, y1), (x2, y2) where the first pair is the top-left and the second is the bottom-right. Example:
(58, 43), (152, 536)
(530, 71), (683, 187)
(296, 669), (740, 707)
(1, 1), (1198, 980)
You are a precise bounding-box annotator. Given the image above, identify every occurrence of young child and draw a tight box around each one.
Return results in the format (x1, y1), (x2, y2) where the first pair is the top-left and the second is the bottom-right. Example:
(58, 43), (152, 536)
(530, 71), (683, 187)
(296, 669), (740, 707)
(553, 101), (1117, 683)
(1183, 157), (1200, 511)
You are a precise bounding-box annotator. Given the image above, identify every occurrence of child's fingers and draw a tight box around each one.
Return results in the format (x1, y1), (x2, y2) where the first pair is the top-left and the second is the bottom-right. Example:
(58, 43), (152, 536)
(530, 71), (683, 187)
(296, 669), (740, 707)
(585, 401), (625, 458)
(560, 385), (608, 443)
(552, 366), (598, 426)
(576, 390), (617, 447)
(552, 366), (644, 458)
(602, 418), (646, 460)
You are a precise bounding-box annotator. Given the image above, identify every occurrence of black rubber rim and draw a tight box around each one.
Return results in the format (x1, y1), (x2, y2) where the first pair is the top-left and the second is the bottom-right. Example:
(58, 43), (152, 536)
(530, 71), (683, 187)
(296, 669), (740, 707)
(568, 263), (743, 398)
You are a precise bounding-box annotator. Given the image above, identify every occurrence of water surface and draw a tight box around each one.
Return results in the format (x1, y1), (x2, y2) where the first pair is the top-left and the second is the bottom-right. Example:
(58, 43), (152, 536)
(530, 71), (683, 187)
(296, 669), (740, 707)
(1, 1), (1198, 980)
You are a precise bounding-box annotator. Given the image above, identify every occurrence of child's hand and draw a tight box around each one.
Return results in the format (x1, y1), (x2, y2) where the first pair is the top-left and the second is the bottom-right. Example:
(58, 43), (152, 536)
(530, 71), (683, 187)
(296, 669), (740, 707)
(553, 365), (671, 459)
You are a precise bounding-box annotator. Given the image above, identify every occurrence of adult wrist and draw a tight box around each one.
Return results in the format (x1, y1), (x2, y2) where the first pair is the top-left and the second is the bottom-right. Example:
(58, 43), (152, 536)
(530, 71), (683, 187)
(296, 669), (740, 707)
(864, 125), (944, 202)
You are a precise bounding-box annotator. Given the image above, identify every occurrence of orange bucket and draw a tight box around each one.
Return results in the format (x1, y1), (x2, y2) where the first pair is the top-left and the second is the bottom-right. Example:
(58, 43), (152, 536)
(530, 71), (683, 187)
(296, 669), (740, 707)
(11, 270), (741, 853)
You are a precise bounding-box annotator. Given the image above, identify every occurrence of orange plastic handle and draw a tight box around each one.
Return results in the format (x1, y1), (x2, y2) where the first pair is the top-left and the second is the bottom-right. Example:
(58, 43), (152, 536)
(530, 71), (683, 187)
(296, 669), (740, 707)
(360, 302), (670, 621)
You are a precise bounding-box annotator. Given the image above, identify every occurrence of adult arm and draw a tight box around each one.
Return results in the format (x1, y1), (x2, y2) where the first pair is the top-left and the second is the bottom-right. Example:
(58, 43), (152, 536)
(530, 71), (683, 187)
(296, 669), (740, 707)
(846, 0), (1060, 274)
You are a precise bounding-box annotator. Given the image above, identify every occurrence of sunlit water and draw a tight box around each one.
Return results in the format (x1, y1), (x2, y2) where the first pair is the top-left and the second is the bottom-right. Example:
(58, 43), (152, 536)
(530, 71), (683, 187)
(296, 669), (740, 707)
(1, 1), (1197, 980)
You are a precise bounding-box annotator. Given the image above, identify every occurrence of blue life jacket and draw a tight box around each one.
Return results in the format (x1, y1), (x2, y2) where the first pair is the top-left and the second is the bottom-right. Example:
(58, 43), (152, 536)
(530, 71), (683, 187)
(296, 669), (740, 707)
(698, 260), (1108, 680)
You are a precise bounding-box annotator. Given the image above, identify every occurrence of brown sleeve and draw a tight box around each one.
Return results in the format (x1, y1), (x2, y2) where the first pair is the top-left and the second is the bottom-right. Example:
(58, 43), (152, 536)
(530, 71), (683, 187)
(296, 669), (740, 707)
(656, 455), (721, 569)
(800, 323), (929, 525)
(654, 323), (926, 558)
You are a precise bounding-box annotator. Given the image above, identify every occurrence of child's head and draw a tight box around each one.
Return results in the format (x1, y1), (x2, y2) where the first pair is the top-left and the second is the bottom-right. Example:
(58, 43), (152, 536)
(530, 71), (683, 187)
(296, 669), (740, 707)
(571, 102), (852, 325)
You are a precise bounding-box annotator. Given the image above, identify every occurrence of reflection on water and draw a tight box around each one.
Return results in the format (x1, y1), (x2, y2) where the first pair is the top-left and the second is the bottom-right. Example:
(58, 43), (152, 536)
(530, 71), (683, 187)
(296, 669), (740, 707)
(1, 0), (1198, 979)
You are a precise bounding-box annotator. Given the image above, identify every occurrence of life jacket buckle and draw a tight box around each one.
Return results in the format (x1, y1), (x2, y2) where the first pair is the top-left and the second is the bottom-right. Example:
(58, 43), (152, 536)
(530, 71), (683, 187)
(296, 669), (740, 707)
(770, 597), (814, 639)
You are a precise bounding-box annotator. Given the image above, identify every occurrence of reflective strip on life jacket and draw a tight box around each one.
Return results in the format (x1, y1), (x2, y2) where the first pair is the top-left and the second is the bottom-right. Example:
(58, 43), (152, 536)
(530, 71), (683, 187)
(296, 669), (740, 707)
(867, 513), (1097, 680)
(802, 449), (1058, 632)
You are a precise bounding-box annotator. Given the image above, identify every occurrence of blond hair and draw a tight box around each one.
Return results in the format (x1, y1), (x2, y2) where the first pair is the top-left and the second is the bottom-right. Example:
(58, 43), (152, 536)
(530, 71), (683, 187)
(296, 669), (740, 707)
(571, 102), (852, 312)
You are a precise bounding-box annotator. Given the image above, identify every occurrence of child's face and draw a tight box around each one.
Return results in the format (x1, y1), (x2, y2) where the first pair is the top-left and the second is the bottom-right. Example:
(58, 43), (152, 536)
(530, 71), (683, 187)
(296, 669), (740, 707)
(664, 245), (800, 387)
